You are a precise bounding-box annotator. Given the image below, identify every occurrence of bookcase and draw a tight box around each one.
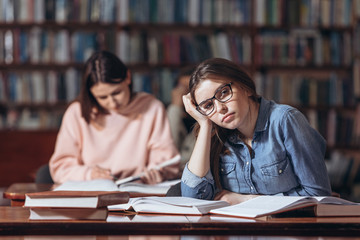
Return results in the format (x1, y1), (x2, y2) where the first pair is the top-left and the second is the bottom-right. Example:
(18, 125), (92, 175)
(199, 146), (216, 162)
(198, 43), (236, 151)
(0, 0), (359, 188)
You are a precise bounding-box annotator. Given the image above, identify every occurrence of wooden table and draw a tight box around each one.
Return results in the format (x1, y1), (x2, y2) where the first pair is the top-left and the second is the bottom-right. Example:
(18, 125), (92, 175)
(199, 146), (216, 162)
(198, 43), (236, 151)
(0, 206), (360, 238)
(3, 183), (53, 206)
(3, 183), (360, 238)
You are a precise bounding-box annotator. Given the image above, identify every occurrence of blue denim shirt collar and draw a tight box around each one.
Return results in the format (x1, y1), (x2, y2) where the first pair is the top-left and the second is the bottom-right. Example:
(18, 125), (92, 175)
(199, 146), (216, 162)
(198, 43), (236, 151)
(254, 97), (270, 133)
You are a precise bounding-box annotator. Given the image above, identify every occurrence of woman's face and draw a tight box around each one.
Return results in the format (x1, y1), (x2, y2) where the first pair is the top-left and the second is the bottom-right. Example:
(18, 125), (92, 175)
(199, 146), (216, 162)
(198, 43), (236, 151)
(90, 76), (131, 114)
(194, 79), (253, 131)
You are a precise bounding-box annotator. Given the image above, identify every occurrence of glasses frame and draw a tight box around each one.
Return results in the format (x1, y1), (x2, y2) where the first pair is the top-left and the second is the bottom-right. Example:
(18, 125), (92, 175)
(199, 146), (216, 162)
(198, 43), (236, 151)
(196, 82), (233, 116)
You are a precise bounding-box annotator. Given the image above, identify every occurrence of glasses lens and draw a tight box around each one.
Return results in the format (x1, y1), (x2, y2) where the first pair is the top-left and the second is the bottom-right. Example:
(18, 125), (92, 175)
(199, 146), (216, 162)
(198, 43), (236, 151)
(197, 84), (233, 116)
(215, 85), (232, 102)
(198, 99), (214, 115)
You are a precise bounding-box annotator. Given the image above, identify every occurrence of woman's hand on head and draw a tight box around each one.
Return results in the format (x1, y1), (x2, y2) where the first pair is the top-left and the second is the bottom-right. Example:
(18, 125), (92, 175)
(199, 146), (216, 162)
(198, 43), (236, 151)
(214, 190), (259, 205)
(91, 165), (113, 180)
(182, 93), (211, 127)
(141, 168), (164, 185)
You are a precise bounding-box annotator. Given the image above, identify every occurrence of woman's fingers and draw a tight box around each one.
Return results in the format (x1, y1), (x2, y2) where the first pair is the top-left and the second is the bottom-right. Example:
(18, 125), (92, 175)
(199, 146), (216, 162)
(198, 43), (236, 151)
(141, 169), (163, 184)
(91, 165), (113, 180)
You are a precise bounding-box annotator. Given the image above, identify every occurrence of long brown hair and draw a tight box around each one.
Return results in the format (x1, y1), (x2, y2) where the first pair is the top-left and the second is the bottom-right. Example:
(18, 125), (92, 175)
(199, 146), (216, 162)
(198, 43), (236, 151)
(78, 50), (132, 123)
(189, 58), (259, 189)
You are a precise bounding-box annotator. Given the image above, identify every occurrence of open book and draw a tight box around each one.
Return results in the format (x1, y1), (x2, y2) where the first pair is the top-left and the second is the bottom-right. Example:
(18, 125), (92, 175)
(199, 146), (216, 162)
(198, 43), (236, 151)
(209, 196), (360, 218)
(54, 179), (180, 195)
(108, 196), (230, 215)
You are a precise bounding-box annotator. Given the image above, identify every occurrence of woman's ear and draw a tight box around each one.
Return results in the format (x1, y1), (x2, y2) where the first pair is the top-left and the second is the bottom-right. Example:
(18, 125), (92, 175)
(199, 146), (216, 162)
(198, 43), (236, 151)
(125, 70), (132, 85)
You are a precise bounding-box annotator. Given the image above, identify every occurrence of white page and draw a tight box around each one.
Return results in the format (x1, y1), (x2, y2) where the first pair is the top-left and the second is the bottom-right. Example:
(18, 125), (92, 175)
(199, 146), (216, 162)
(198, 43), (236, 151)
(314, 196), (359, 205)
(118, 179), (180, 194)
(54, 179), (181, 195)
(140, 196), (223, 207)
(54, 179), (119, 191)
(210, 196), (315, 218)
(107, 213), (189, 223)
(108, 196), (229, 215)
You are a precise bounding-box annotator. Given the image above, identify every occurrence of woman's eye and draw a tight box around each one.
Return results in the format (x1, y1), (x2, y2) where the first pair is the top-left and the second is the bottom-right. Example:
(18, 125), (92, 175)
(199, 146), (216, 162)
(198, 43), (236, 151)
(112, 91), (121, 96)
(203, 101), (214, 110)
(218, 88), (230, 99)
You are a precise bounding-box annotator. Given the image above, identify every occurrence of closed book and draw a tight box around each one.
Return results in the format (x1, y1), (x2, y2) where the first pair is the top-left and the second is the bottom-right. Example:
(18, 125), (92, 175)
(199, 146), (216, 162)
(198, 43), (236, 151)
(108, 196), (230, 215)
(315, 204), (360, 217)
(29, 207), (108, 220)
(24, 191), (129, 208)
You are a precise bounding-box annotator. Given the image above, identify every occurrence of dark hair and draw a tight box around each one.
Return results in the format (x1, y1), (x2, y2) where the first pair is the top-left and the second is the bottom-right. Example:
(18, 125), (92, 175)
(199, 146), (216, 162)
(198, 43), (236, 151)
(78, 50), (132, 123)
(189, 58), (259, 189)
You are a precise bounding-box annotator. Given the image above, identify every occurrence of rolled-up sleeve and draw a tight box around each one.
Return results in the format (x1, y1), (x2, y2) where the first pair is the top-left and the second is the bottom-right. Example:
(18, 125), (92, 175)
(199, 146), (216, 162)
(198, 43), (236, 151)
(181, 163), (215, 199)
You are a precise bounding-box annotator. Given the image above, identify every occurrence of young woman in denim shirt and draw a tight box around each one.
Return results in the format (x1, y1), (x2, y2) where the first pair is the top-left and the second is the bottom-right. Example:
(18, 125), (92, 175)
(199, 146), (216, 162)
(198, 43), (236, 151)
(181, 58), (332, 205)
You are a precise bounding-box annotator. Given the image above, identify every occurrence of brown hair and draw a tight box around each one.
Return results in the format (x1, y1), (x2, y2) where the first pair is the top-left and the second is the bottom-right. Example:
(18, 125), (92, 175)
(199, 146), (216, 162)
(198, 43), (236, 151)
(78, 50), (132, 123)
(189, 58), (259, 189)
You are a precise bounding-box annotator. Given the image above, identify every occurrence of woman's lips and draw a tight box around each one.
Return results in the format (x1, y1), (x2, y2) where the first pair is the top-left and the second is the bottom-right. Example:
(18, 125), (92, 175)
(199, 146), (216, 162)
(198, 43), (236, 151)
(222, 113), (235, 123)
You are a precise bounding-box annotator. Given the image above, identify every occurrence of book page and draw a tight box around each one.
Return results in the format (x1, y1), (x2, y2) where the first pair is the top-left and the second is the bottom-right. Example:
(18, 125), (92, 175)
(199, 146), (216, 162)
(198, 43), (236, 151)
(137, 196), (225, 207)
(210, 196), (317, 218)
(54, 179), (119, 191)
(314, 196), (360, 205)
(118, 179), (180, 194)
(55, 179), (181, 195)
(108, 196), (229, 215)
(107, 213), (189, 223)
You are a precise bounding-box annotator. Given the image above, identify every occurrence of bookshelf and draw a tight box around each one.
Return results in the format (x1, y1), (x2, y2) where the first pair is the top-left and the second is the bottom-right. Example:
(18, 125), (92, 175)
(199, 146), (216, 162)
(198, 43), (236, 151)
(0, 0), (359, 186)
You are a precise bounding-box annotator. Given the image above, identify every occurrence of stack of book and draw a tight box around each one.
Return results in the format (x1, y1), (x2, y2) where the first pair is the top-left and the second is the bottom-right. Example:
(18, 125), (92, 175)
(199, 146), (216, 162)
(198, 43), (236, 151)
(24, 190), (129, 220)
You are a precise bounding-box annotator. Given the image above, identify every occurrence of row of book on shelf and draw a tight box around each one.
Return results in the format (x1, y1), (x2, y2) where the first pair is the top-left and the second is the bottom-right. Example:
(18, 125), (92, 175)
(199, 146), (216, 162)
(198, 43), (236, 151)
(255, 0), (357, 27)
(0, 0), (252, 25)
(0, 69), (356, 108)
(1, 28), (356, 68)
(1, 0), (359, 27)
(0, 68), (179, 106)
(255, 72), (353, 107)
(2, 27), (358, 68)
(0, 29), (98, 64)
(0, 29), (253, 66)
(0, 69), (81, 104)
(23, 178), (360, 221)
(254, 29), (353, 67)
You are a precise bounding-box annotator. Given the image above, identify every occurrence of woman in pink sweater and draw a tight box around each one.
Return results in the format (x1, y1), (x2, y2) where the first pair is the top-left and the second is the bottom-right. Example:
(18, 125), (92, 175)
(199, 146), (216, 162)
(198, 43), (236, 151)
(49, 51), (179, 184)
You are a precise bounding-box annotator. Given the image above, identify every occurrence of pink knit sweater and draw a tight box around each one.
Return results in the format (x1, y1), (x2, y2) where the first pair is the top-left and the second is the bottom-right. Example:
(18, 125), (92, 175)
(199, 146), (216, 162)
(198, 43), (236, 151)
(49, 92), (179, 183)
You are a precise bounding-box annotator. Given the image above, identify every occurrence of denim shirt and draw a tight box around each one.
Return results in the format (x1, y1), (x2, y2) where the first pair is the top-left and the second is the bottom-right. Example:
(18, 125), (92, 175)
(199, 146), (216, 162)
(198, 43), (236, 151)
(181, 97), (332, 199)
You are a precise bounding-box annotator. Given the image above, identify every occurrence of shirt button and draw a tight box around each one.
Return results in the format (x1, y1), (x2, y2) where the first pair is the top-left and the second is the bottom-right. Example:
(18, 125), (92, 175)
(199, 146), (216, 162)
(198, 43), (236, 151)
(246, 162), (249, 165)
(279, 169), (283, 174)
(251, 187), (253, 190)
(221, 168), (224, 172)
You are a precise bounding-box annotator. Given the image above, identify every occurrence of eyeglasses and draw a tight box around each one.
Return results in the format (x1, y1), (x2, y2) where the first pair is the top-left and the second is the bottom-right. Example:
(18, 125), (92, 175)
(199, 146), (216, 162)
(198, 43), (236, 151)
(196, 83), (233, 116)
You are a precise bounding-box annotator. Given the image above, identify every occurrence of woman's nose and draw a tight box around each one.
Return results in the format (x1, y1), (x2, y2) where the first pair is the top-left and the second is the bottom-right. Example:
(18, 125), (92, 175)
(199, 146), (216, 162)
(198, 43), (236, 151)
(215, 100), (227, 114)
(107, 96), (117, 108)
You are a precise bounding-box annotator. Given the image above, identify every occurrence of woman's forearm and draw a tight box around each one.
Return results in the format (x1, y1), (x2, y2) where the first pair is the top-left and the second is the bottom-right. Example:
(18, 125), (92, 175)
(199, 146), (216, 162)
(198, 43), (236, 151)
(187, 123), (212, 177)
